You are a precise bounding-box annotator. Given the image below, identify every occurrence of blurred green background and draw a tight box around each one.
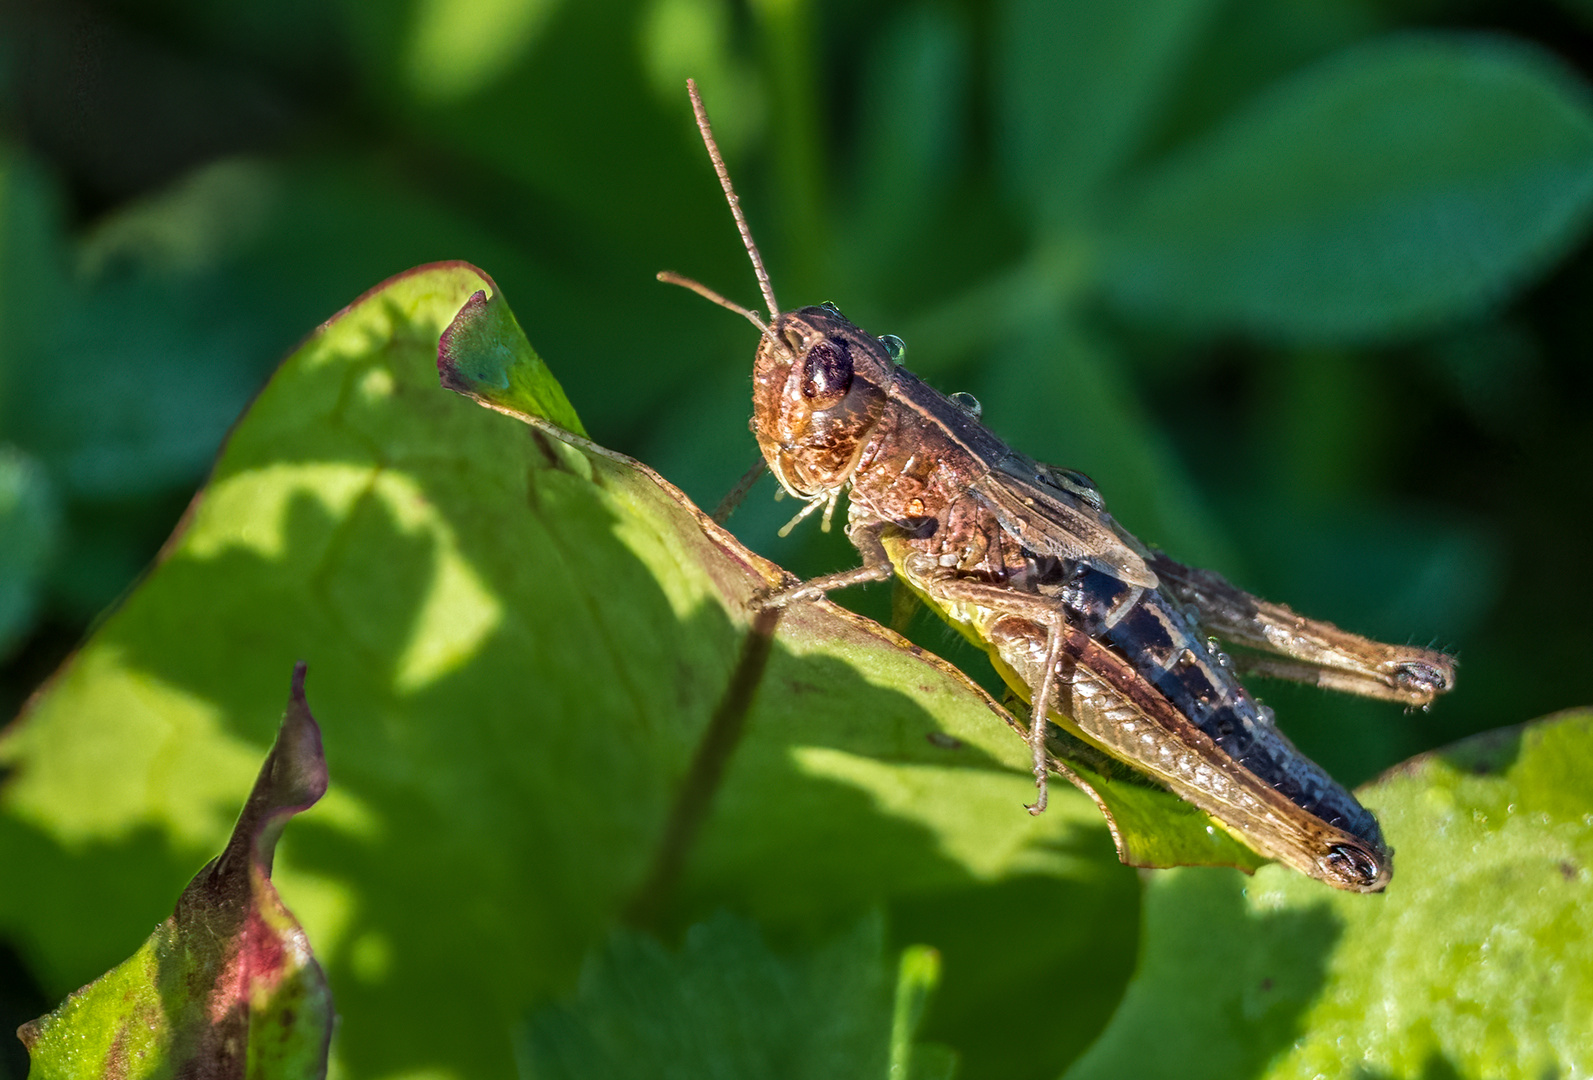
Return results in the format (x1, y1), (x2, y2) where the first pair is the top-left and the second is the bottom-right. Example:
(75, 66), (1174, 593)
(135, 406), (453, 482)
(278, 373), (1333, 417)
(1, 0), (1592, 1071)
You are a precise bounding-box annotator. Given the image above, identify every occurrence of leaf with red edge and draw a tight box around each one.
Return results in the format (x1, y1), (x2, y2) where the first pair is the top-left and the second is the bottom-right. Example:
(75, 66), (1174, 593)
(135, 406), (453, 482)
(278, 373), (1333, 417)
(17, 664), (333, 1080)
(437, 282), (584, 435)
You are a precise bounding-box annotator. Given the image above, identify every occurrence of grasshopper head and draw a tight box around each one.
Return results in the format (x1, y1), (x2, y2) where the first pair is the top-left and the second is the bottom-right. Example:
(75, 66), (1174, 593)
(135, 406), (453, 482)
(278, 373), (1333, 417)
(752, 303), (894, 501)
(663, 82), (894, 505)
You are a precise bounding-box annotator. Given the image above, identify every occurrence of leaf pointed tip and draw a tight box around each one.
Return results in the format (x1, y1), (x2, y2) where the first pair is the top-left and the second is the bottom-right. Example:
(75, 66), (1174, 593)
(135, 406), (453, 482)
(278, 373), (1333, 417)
(254, 661), (328, 827)
(437, 289), (502, 396)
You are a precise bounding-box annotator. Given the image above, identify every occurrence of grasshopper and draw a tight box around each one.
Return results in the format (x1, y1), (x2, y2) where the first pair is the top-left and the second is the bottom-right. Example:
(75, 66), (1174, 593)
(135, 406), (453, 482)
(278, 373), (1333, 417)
(662, 81), (1453, 892)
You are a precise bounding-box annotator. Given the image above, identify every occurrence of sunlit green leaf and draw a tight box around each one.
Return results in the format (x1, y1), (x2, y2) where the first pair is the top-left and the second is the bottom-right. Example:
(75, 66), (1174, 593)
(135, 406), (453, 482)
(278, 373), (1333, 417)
(1064, 710), (1593, 1080)
(1102, 35), (1593, 339)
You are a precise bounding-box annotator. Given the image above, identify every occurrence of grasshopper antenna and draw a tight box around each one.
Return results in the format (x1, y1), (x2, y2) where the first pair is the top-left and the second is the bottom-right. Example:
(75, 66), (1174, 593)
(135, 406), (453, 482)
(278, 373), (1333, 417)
(656, 270), (767, 333)
(656, 81), (779, 335)
(686, 78), (779, 320)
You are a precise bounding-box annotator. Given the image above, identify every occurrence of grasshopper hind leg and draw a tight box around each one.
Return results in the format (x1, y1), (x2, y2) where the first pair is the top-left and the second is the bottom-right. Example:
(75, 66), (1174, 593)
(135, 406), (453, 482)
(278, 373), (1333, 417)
(905, 571), (1079, 814)
(1147, 552), (1457, 707)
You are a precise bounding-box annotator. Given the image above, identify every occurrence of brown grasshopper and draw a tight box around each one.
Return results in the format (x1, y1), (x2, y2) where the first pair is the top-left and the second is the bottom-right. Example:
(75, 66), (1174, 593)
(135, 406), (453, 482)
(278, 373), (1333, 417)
(661, 81), (1454, 892)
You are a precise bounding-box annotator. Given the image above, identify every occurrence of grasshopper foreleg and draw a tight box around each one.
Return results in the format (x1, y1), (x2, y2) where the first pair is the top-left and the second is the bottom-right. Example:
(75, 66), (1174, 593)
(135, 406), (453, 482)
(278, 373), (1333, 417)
(711, 457), (769, 524)
(757, 519), (895, 609)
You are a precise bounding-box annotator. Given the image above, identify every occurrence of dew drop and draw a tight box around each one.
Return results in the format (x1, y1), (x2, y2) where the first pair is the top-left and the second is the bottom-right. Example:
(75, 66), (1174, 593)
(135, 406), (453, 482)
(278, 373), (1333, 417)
(950, 391), (982, 419)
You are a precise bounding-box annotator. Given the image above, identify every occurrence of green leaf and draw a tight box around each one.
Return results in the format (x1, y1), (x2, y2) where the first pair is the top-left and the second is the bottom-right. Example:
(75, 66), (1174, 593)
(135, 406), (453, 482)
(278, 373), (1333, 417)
(521, 913), (938, 1079)
(1100, 35), (1593, 340)
(1063, 710), (1593, 1080)
(1, 156), (266, 502)
(996, 0), (1220, 228)
(0, 447), (60, 657)
(18, 664), (332, 1080)
(0, 261), (1137, 1079)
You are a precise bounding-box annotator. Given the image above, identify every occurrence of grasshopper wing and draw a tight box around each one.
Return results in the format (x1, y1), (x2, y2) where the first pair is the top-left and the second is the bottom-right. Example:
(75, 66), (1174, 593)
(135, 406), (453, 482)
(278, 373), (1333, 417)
(973, 452), (1159, 589)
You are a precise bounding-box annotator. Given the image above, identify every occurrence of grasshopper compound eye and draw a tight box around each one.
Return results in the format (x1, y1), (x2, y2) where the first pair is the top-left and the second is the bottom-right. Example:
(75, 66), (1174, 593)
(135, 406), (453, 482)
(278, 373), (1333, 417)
(1323, 842), (1387, 891)
(801, 339), (854, 406)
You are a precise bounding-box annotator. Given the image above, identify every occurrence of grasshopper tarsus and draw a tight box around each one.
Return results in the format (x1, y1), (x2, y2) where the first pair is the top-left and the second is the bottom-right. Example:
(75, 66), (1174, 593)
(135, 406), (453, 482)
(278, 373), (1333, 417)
(754, 560), (895, 612)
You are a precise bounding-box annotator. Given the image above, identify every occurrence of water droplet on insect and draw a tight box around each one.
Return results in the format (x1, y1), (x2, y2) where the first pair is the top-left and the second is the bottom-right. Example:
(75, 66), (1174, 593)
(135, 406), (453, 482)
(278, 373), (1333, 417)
(950, 391), (982, 420)
(879, 334), (906, 363)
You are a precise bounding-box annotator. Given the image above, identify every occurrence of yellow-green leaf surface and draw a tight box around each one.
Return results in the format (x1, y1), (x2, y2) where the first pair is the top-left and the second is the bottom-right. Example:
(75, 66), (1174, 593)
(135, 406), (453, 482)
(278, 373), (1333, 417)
(1065, 710), (1593, 1080)
(19, 664), (332, 1080)
(0, 262), (1148, 1079)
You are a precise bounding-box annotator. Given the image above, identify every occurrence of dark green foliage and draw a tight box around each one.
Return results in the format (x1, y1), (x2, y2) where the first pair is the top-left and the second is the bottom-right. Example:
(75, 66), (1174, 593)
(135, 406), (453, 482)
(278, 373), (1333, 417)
(521, 914), (900, 1080)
